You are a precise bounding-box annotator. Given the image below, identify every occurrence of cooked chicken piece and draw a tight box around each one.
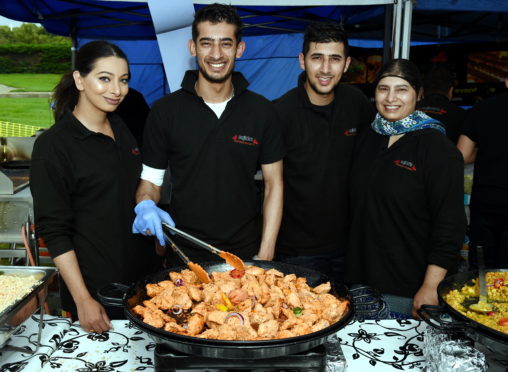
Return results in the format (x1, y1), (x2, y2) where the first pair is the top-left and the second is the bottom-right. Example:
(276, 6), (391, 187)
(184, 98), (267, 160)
(212, 271), (233, 282)
(295, 277), (310, 291)
(164, 321), (186, 334)
(286, 291), (302, 308)
(312, 281), (331, 294)
(158, 280), (174, 288)
(133, 304), (166, 328)
(203, 284), (222, 304)
(218, 280), (239, 295)
(257, 319), (279, 339)
(311, 319), (330, 332)
(191, 302), (211, 317)
(143, 300), (173, 322)
(245, 265), (265, 276)
(207, 310), (228, 326)
(243, 277), (263, 300)
(237, 297), (254, 312)
(299, 311), (319, 326)
(264, 274), (276, 287)
(216, 324), (236, 340)
(146, 283), (164, 297)
(172, 288), (193, 310)
(291, 323), (312, 336)
(283, 273), (297, 284)
(149, 293), (174, 310)
(187, 284), (204, 302)
(187, 313), (205, 336)
(197, 328), (220, 339)
(265, 269), (284, 277)
(320, 294), (349, 323)
(259, 282), (271, 305)
(233, 325), (258, 340)
(181, 269), (199, 284)
(169, 272), (184, 282)
(228, 288), (249, 304)
(249, 303), (274, 325)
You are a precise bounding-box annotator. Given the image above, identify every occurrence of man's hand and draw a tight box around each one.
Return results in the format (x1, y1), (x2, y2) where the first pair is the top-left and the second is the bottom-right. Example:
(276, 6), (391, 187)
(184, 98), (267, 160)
(76, 296), (111, 333)
(132, 200), (175, 246)
(412, 283), (439, 319)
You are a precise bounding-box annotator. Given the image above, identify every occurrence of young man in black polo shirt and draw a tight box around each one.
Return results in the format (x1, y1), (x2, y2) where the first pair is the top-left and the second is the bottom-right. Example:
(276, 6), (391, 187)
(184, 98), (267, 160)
(132, 4), (284, 263)
(417, 64), (466, 144)
(273, 22), (375, 284)
(457, 77), (508, 269)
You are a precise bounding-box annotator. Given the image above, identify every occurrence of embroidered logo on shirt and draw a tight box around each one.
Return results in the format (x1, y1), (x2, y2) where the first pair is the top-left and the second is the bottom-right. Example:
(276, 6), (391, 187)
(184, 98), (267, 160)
(393, 160), (416, 171)
(232, 135), (259, 146)
(343, 128), (357, 136)
(421, 106), (447, 115)
(131, 147), (141, 155)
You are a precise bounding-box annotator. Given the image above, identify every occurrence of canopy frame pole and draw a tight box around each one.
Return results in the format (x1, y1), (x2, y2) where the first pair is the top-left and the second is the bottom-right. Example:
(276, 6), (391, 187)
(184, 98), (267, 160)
(401, 0), (413, 58)
(392, 0), (402, 58)
(382, 4), (393, 64)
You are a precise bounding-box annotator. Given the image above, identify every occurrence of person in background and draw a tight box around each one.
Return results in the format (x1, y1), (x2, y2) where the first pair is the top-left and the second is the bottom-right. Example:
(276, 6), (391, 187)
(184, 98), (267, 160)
(116, 87), (150, 147)
(30, 41), (159, 333)
(346, 59), (466, 318)
(417, 64), (466, 144)
(457, 77), (508, 269)
(132, 4), (284, 262)
(273, 22), (374, 284)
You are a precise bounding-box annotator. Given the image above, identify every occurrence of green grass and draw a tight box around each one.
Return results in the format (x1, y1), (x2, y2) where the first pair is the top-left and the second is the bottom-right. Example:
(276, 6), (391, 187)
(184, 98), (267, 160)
(0, 98), (54, 128)
(0, 73), (61, 92)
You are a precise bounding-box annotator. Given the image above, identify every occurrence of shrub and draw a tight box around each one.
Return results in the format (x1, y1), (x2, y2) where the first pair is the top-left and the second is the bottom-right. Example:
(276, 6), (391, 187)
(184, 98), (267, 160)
(0, 42), (71, 73)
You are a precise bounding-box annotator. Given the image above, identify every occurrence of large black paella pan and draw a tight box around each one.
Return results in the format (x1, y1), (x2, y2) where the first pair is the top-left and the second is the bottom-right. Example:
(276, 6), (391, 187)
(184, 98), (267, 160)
(418, 269), (508, 355)
(99, 260), (354, 359)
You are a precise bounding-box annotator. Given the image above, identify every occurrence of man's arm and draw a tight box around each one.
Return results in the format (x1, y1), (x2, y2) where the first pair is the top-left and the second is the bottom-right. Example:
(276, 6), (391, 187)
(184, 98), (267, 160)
(457, 134), (477, 164)
(412, 264), (447, 318)
(136, 179), (163, 204)
(133, 177), (174, 246)
(256, 160), (283, 261)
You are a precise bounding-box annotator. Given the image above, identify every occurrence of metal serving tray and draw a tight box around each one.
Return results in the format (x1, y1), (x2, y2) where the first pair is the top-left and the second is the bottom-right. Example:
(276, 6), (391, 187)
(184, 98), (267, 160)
(0, 266), (57, 346)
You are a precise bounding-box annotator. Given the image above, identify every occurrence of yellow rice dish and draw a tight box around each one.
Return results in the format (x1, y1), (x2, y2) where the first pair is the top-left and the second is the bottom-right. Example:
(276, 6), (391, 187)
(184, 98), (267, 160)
(444, 272), (508, 334)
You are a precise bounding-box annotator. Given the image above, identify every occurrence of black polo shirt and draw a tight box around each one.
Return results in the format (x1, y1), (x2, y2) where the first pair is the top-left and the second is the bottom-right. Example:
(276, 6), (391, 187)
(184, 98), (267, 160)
(30, 112), (157, 314)
(273, 73), (375, 256)
(417, 93), (466, 144)
(345, 128), (466, 297)
(142, 71), (285, 260)
(462, 91), (508, 215)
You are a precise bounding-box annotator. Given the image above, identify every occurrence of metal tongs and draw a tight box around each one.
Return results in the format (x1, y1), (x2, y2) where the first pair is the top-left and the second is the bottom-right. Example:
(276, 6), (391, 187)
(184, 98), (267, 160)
(162, 230), (211, 284)
(162, 222), (246, 271)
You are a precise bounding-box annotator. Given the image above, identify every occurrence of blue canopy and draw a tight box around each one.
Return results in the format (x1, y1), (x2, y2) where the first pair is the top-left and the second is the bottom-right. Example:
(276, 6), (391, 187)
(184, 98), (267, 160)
(1, 0), (507, 102)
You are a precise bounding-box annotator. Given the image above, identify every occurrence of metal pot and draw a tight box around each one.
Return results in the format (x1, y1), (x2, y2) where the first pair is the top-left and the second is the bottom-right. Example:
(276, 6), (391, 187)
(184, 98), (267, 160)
(418, 269), (508, 355)
(98, 260), (354, 359)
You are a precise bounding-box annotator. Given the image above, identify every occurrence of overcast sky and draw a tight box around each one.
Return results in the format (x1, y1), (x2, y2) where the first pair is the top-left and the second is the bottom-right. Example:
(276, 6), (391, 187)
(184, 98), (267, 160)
(0, 16), (25, 28)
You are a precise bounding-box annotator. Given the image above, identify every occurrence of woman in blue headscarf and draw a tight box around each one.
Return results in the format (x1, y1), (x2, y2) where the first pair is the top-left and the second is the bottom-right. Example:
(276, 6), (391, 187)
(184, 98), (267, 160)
(345, 59), (466, 318)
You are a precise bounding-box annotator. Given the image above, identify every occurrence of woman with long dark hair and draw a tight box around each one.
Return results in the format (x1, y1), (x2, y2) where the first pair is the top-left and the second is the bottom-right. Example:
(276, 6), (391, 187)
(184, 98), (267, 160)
(30, 41), (158, 333)
(345, 59), (466, 318)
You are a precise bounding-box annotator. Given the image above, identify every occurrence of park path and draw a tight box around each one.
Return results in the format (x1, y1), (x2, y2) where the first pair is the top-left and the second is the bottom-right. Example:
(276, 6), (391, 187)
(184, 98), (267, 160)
(0, 83), (51, 97)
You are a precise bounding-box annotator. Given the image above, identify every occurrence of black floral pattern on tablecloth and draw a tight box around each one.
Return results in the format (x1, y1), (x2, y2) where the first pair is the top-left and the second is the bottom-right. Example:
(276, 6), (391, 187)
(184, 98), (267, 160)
(336, 319), (426, 370)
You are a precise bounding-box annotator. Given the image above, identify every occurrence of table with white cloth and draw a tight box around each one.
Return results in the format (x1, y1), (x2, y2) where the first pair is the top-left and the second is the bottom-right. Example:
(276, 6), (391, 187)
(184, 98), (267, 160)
(0, 315), (428, 371)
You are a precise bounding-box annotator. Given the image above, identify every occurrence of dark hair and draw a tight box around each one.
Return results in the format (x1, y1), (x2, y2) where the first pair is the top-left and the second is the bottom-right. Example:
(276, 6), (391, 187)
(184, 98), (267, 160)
(423, 64), (454, 96)
(302, 22), (349, 57)
(375, 58), (422, 93)
(52, 40), (129, 121)
(192, 3), (243, 42)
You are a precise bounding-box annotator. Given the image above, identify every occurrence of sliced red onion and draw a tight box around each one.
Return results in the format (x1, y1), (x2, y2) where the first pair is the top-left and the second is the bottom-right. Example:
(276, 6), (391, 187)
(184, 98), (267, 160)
(175, 279), (184, 287)
(225, 312), (244, 325)
(171, 304), (182, 315)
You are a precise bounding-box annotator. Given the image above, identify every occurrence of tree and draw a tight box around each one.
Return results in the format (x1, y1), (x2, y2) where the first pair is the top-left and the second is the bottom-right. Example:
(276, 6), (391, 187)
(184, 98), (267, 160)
(0, 23), (70, 45)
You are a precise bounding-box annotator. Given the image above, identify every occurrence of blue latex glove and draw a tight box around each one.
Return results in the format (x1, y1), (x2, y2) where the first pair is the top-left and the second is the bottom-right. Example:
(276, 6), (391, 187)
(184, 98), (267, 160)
(132, 200), (175, 246)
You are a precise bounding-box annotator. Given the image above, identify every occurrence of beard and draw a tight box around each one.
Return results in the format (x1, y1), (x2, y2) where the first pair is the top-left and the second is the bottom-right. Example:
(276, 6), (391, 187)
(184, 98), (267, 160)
(198, 60), (235, 84)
